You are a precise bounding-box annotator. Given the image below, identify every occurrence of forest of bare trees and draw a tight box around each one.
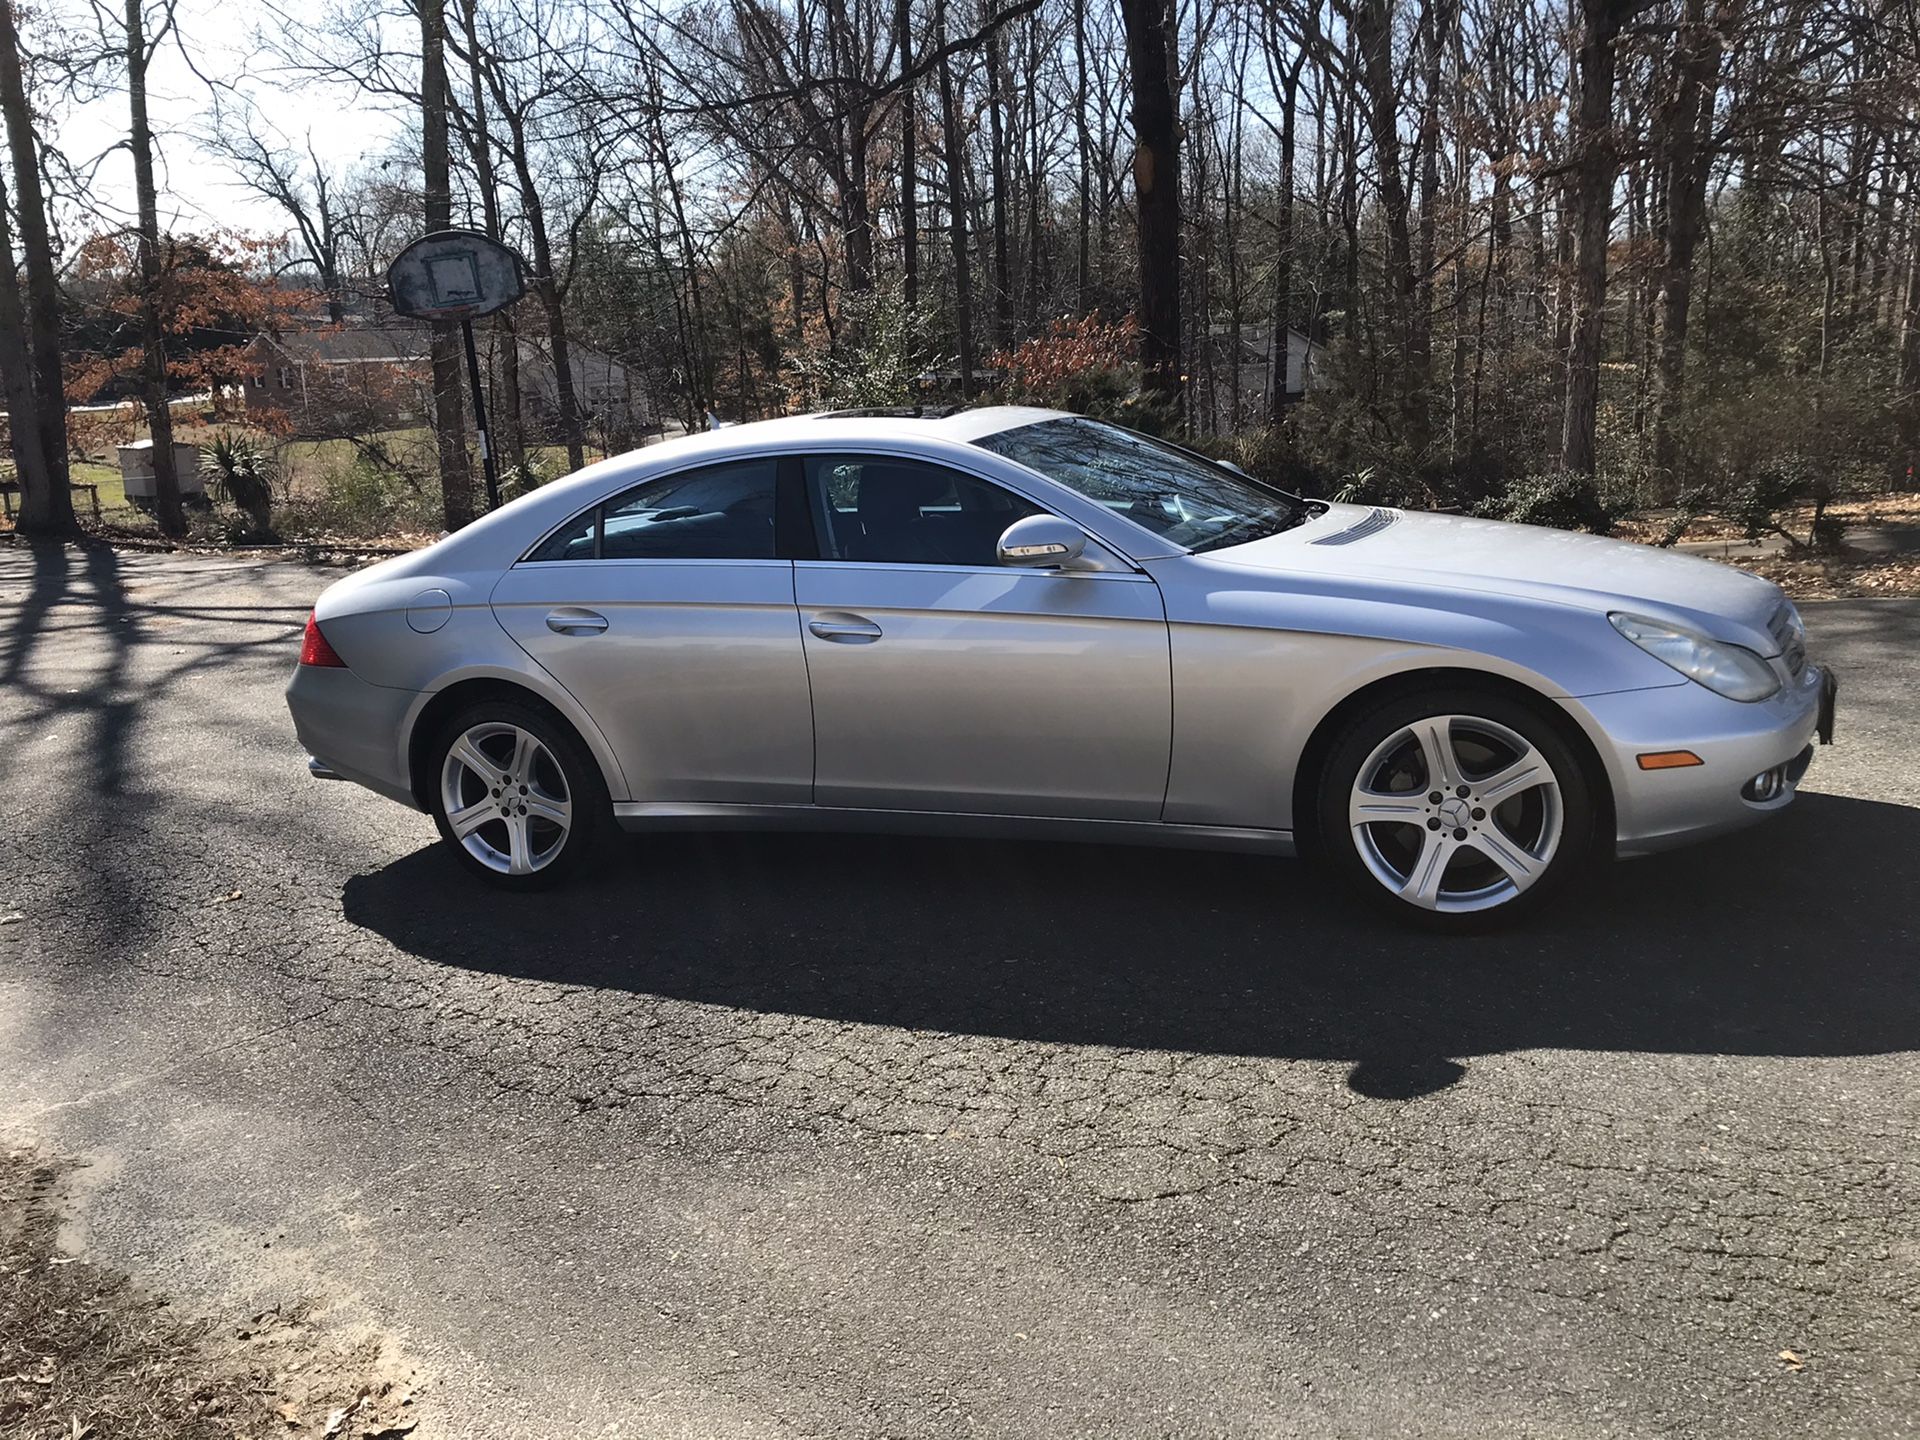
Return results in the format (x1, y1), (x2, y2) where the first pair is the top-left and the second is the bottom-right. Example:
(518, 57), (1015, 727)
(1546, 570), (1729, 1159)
(3, 0), (1920, 538)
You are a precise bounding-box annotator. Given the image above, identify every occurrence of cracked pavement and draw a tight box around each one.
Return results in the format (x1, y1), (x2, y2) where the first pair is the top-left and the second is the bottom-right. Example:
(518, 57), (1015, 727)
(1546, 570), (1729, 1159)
(1, 541), (1916, 1438)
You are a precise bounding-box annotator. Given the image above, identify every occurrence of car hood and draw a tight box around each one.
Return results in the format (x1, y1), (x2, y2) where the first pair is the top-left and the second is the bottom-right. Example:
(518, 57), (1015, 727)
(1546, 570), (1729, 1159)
(1204, 504), (1788, 654)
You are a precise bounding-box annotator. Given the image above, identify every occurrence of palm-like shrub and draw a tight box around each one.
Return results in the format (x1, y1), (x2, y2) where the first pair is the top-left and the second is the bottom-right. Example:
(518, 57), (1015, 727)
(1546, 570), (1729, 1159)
(201, 431), (277, 539)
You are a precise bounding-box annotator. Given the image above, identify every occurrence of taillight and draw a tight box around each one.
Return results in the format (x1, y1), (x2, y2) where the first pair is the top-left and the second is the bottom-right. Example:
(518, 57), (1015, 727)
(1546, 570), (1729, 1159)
(299, 611), (347, 668)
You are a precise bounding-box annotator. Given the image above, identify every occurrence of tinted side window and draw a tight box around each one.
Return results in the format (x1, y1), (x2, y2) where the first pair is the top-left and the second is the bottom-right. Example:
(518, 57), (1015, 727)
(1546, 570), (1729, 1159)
(526, 459), (778, 562)
(805, 456), (1040, 567)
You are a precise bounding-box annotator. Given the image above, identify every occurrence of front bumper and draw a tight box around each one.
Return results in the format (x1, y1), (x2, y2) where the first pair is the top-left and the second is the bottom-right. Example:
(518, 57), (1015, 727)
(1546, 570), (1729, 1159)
(1567, 661), (1828, 857)
(286, 663), (423, 809)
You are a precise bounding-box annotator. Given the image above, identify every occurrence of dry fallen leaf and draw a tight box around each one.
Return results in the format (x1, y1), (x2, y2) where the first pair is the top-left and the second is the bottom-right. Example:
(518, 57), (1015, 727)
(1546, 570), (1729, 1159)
(213, 890), (243, 905)
(1778, 1349), (1805, 1371)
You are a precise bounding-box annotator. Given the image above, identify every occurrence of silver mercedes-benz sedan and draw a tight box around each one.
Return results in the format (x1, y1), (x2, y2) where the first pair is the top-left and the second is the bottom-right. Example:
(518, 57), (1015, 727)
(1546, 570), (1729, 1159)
(287, 406), (1834, 928)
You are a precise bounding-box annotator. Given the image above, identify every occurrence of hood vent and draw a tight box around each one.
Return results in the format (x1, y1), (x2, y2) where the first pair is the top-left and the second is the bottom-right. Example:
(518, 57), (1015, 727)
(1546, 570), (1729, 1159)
(1311, 507), (1400, 546)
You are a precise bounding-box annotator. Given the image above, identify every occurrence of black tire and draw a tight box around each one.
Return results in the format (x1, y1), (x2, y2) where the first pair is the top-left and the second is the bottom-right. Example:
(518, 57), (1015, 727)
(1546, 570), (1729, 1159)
(1311, 686), (1600, 931)
(427, 698), (611, 889)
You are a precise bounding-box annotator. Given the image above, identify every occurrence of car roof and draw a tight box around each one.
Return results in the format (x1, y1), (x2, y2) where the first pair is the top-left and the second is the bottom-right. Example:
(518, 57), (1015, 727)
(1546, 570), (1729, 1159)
(411, 405), (1161, 575)
(682, 404), (1065, 450)
(505, 407), (1060, 496)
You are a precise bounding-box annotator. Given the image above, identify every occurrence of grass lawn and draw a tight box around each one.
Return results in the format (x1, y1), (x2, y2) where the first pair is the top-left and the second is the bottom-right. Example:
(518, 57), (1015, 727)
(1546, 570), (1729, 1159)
(71, 459), (127, 513)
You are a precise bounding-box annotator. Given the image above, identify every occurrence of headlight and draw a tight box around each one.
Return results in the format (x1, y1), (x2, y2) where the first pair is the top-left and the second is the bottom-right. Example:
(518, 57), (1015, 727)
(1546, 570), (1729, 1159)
(1609, 612), (1780, 701)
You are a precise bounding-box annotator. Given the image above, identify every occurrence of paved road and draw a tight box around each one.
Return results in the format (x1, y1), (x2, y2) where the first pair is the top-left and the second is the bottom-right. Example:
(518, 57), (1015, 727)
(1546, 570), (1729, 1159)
(2, 542), (1916, 1439)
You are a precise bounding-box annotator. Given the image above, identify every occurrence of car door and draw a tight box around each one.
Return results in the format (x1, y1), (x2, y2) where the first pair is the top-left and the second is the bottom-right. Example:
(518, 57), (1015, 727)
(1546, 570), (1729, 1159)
(794, 453), (1172, 820)
(490, 456), (813, 805)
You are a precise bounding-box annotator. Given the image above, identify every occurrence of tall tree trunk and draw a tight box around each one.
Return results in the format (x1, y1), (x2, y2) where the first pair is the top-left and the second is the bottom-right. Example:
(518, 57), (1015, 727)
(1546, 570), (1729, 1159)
(1559, 0), (1629, 476)
(1119, 0), (1181, 400)
(1352, 0), (1427, 452)
(0, 0), (70, 512)
(126, 0), (184, 538)
(0, 160), (56, 533)
(420, 0), (475, 529)
(844, 109), (875, 297)
(897, 0), (918, 311)
(1338, 35), (1361, 333)
(1447, 15), (1471, 456)
(457, 0), (524, 478)
(1073, 0), (1092, 311)
(1411, 0), (1456, 442)
(983, 0), (1013, 347)
(936, 0), (976, 393)
(1269, 49), (1304, 425)
(649, 97), (712, 419)
(825, 0), (874, 297)
(1023, 33), (1044, 334)
(1897, 168), (1920, 487)
(497, 108), (586, 472)
(1649, 0), (1722, 485)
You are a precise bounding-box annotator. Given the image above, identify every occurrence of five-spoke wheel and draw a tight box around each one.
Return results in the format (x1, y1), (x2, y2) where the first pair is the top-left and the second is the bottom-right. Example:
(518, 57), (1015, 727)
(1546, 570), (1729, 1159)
(429, 700), (606, 887)
(1317, 689), (1594, 927)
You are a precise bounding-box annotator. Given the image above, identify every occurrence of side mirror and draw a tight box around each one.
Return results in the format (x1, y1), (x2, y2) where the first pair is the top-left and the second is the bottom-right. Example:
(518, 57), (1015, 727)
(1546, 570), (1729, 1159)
(997, 514), (1087, 569)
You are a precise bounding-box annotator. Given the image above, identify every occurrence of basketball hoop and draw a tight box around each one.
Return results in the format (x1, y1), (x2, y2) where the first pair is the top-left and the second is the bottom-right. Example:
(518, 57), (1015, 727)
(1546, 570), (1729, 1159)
(386, 230), (529, 512)
(387, 229), (525, 321)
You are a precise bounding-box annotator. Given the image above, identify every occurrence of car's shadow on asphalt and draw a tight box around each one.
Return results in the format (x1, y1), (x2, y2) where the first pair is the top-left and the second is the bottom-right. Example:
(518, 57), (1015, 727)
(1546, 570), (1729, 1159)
(341, 792), (1920, 1097)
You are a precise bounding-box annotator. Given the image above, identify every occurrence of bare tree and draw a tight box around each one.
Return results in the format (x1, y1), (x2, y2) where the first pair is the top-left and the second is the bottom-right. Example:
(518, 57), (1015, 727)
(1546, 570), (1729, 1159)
(120, 0), (187, 537)
(420, 0), (476, 528)
(202, 104), (352, 321)
(1120, 0), (1181, 398)
(0, 155), (55, 529)
(1, 0), (73, 531)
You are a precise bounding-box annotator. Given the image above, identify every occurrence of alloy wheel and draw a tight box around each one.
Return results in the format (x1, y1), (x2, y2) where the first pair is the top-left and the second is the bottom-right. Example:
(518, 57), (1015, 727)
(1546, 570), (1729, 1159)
(439, 722), (574, 876)
(1347, 714), (1563, 913)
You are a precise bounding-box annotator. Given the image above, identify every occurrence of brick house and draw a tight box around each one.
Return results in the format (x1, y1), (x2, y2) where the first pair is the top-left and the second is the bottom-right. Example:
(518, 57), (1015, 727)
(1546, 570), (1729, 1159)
(240, 327), (431, 437)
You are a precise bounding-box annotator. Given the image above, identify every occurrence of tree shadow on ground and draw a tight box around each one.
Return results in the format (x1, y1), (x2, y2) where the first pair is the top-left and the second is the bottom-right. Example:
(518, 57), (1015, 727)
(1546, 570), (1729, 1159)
(0, 542), (309, 947)
(342, 790), (1920, 1097)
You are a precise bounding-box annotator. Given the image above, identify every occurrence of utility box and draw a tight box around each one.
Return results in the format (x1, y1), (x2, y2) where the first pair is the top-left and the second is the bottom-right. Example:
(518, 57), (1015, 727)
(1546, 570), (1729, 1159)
(117, 440), (204, 499)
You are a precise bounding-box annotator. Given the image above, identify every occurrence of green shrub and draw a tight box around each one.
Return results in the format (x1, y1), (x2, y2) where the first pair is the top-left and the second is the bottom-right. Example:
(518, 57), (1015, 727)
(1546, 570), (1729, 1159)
(200, 430), (278, 540)
(277, 450), (441, 539)
(1473, 470), (1632, 535)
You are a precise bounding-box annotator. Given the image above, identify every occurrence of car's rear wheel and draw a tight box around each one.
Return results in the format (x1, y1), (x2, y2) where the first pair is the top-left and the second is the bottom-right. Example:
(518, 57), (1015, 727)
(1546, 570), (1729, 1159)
(1314, 689), (1597, 929)
(429, 700), (609, 888)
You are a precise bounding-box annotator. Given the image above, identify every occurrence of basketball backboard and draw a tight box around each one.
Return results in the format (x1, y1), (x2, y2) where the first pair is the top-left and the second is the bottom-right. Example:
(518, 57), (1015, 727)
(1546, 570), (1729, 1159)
(387, 229), (526, 321)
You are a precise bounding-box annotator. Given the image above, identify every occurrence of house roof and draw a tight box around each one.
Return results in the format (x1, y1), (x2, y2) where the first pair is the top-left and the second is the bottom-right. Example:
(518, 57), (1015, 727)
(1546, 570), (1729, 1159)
(256, 326), (430, 365)
(1205, 324), (1316, 363)
(255, 326), (635, 380)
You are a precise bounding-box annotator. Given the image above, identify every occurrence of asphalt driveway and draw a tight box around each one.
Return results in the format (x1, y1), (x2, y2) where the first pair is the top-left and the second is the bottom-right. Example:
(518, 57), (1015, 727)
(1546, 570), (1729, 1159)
(1, 542), (1916, 1438)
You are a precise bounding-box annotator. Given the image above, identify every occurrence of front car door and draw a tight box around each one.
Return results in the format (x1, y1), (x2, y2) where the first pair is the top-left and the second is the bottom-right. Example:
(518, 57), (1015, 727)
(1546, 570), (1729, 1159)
(793, 454), (1172, 820)
(490, 456), (814, 805)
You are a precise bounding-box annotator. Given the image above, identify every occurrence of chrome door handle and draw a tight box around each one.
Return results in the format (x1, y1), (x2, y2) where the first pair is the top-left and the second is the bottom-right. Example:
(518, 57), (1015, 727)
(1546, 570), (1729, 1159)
(808, 614), (883, 643)
(546, 607), (609, 635)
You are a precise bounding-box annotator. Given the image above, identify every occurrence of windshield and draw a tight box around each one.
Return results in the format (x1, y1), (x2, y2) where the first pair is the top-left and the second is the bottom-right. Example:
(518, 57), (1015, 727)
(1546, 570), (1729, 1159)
(972, 416), (1310, 552)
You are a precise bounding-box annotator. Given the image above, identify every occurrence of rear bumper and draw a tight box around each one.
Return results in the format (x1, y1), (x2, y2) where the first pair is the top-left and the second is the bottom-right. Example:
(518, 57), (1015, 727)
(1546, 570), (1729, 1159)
(285, 664), (423, 809)
(1567, 662), (1827, 857)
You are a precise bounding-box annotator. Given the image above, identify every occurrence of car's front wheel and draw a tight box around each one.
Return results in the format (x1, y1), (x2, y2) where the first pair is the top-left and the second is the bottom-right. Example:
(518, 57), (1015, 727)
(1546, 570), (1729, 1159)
(429, 699), (609, 888)
(1314, 688), (1598, 929)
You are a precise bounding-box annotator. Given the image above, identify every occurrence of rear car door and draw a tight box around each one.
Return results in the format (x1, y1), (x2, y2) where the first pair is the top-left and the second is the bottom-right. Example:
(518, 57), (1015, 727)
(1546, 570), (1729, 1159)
(793, 453), (1172, 820)
(490, 457), (813, 805)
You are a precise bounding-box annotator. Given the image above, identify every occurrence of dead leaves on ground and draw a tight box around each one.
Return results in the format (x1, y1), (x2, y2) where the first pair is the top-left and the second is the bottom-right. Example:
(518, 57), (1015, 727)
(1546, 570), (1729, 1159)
(2, 1150), (425, 1440)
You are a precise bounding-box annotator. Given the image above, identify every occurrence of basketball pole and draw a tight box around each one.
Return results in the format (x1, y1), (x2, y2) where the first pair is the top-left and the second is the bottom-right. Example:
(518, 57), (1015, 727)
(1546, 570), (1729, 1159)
(460, 317), (502, 511)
